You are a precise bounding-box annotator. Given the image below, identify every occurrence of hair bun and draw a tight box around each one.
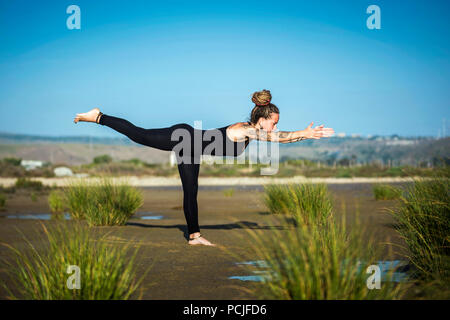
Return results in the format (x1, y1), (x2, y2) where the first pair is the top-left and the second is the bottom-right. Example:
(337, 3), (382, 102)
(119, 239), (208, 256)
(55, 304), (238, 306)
(252, 89), (272, 106)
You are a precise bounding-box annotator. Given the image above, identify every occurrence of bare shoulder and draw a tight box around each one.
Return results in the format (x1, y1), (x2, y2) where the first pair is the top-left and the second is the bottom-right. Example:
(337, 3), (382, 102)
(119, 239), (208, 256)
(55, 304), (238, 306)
(226, 122), (253, 142)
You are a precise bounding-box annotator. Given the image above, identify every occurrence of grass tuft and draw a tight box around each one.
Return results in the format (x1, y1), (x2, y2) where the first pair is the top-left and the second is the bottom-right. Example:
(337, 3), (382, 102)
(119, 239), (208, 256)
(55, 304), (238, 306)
(223, 188), (235, 197)
(0, 192), (6, 210)
(0, 222), (149, 300)
(388, 176), (449, 298)
(263, 183), (333, 225)
(48, 189), (66, 213)
(64, 177), (143, 226)
(220, 183), (410, 299)
(373, 184), (403, 200)
(15, 177), (44, 191)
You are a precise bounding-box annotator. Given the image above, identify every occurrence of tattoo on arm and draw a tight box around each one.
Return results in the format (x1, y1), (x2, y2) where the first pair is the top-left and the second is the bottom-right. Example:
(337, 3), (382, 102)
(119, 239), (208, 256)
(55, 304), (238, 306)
(278, 131), (306, 143)
(243, 124), (305, 143)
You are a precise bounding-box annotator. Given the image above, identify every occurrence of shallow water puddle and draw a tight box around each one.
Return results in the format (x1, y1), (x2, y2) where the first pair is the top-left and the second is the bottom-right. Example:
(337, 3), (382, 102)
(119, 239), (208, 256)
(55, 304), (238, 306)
(229, 261), (272, 282)
(4, 213), (71, 220)
(229, 260), (409, 282)
(3, 212), (164, 221)
(235, 260), (269, 268)
(136, 213), (164, 220)
(229, 273), (270, 282)
(362, 260), (409, 282)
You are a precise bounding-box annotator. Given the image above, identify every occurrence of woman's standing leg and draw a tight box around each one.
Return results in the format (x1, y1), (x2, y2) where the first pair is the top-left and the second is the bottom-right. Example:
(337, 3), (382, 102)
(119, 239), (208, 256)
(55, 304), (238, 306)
(177, 162), (200, 235)
(177, 158), (215, 246)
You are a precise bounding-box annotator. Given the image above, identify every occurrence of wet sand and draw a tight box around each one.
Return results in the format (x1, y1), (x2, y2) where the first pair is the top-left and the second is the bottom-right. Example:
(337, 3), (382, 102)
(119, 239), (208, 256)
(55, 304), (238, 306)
(0, 183), (408, 299)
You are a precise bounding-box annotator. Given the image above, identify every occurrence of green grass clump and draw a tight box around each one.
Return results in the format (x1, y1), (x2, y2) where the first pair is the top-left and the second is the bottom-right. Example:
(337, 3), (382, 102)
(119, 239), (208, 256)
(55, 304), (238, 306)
(2, 157), (22, 166)
(93, 154), (112, 164)
(0, 222), (148, 299)
(238, 213), (406, 300)
(383, 167), (404, 177)
(30, 191), (38, 202)
(15, 177), (43, 191)
(223, 188), (234, 197)
(48, 189), (66, 213)
(373, 184), (403, 200)
(336, 168), (352, 178)
(263, 183), (333, 225)
(0, 186), (16, 194)
(65, 177), (143, 226)
(0, 193), (6, 210)
(233, 183), (408, 299)
(65, 180), (91, 219)
(389, 177), (449, 295)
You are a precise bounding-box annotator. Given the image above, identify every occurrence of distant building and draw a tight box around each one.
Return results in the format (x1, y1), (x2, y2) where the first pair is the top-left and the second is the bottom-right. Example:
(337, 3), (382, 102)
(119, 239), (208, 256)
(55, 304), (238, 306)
(385, 140), (415, 146)
(54, 167), (73, 177)
(20, 160), (43, 171)
(350, 133), (361, 138)
(336, 133), (346, 138)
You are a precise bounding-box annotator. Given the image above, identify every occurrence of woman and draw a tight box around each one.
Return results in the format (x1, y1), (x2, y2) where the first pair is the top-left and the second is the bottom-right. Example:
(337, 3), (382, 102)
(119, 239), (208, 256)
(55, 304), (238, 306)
(74, 89), (335, 246)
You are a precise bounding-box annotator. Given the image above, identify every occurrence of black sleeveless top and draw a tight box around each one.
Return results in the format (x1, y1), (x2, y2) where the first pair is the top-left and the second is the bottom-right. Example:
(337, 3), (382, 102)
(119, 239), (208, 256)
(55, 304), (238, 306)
(218, 124), (250, 157)
(202, 122), (250, 157)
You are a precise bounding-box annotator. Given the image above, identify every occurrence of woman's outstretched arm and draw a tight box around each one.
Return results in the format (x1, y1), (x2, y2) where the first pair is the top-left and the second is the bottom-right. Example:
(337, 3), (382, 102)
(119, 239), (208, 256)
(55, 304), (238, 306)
(241, 121), (334, 143)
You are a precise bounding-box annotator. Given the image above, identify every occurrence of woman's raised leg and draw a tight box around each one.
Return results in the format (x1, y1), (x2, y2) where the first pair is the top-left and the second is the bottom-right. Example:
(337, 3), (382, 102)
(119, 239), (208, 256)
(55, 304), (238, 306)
(98, 114), (175, 151)
(74, 108), (174, 151)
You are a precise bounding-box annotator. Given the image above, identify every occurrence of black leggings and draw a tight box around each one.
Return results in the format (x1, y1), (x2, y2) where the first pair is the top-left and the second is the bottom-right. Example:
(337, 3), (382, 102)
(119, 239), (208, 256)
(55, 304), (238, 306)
(99, 114), (202, 234)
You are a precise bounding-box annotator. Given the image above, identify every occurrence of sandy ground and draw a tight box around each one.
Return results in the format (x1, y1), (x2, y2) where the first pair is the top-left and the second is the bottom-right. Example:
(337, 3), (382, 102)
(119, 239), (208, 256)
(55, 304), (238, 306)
(0, 183), (408, 300)
(0, 175), (420, 188)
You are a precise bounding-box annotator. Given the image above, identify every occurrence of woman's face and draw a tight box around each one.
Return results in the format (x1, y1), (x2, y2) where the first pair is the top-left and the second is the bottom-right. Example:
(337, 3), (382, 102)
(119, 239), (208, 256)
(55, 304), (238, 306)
(258, 112), (279, 132)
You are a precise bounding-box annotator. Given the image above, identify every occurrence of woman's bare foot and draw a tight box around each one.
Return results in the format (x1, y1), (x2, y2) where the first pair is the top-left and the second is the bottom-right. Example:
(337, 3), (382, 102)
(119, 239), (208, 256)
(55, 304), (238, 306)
(74, 107), (101, 124)
(188, 233), (216, 246)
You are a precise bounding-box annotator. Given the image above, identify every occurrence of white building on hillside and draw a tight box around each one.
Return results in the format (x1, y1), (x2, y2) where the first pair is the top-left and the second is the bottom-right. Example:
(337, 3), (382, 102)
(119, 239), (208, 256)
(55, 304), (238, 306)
(20, 160), (43, 171)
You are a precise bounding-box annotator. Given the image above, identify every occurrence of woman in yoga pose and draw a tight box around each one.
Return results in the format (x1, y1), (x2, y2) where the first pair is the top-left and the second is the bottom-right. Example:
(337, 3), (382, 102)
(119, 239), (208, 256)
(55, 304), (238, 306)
(73, 89), (334, 246)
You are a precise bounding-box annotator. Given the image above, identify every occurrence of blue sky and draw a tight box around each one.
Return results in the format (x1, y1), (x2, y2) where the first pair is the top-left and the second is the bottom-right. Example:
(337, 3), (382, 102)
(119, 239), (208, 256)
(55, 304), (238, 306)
(0, 0), (449, 138)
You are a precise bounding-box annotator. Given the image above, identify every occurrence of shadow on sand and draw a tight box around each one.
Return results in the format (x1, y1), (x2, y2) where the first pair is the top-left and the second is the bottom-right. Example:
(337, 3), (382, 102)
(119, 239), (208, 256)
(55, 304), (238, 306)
(126, 220), (294, 240)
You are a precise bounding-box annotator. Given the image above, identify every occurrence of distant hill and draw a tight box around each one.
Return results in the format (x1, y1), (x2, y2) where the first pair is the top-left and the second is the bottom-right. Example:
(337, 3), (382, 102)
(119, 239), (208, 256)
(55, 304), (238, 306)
(0, 132), (448, 167)
(0, 131), (134, 146)
(278, 136), (450, 167)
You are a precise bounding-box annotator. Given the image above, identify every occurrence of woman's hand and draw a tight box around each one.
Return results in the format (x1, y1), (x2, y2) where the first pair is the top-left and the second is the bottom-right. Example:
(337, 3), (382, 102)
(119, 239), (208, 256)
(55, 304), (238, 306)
(302, 122), (335, 140)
